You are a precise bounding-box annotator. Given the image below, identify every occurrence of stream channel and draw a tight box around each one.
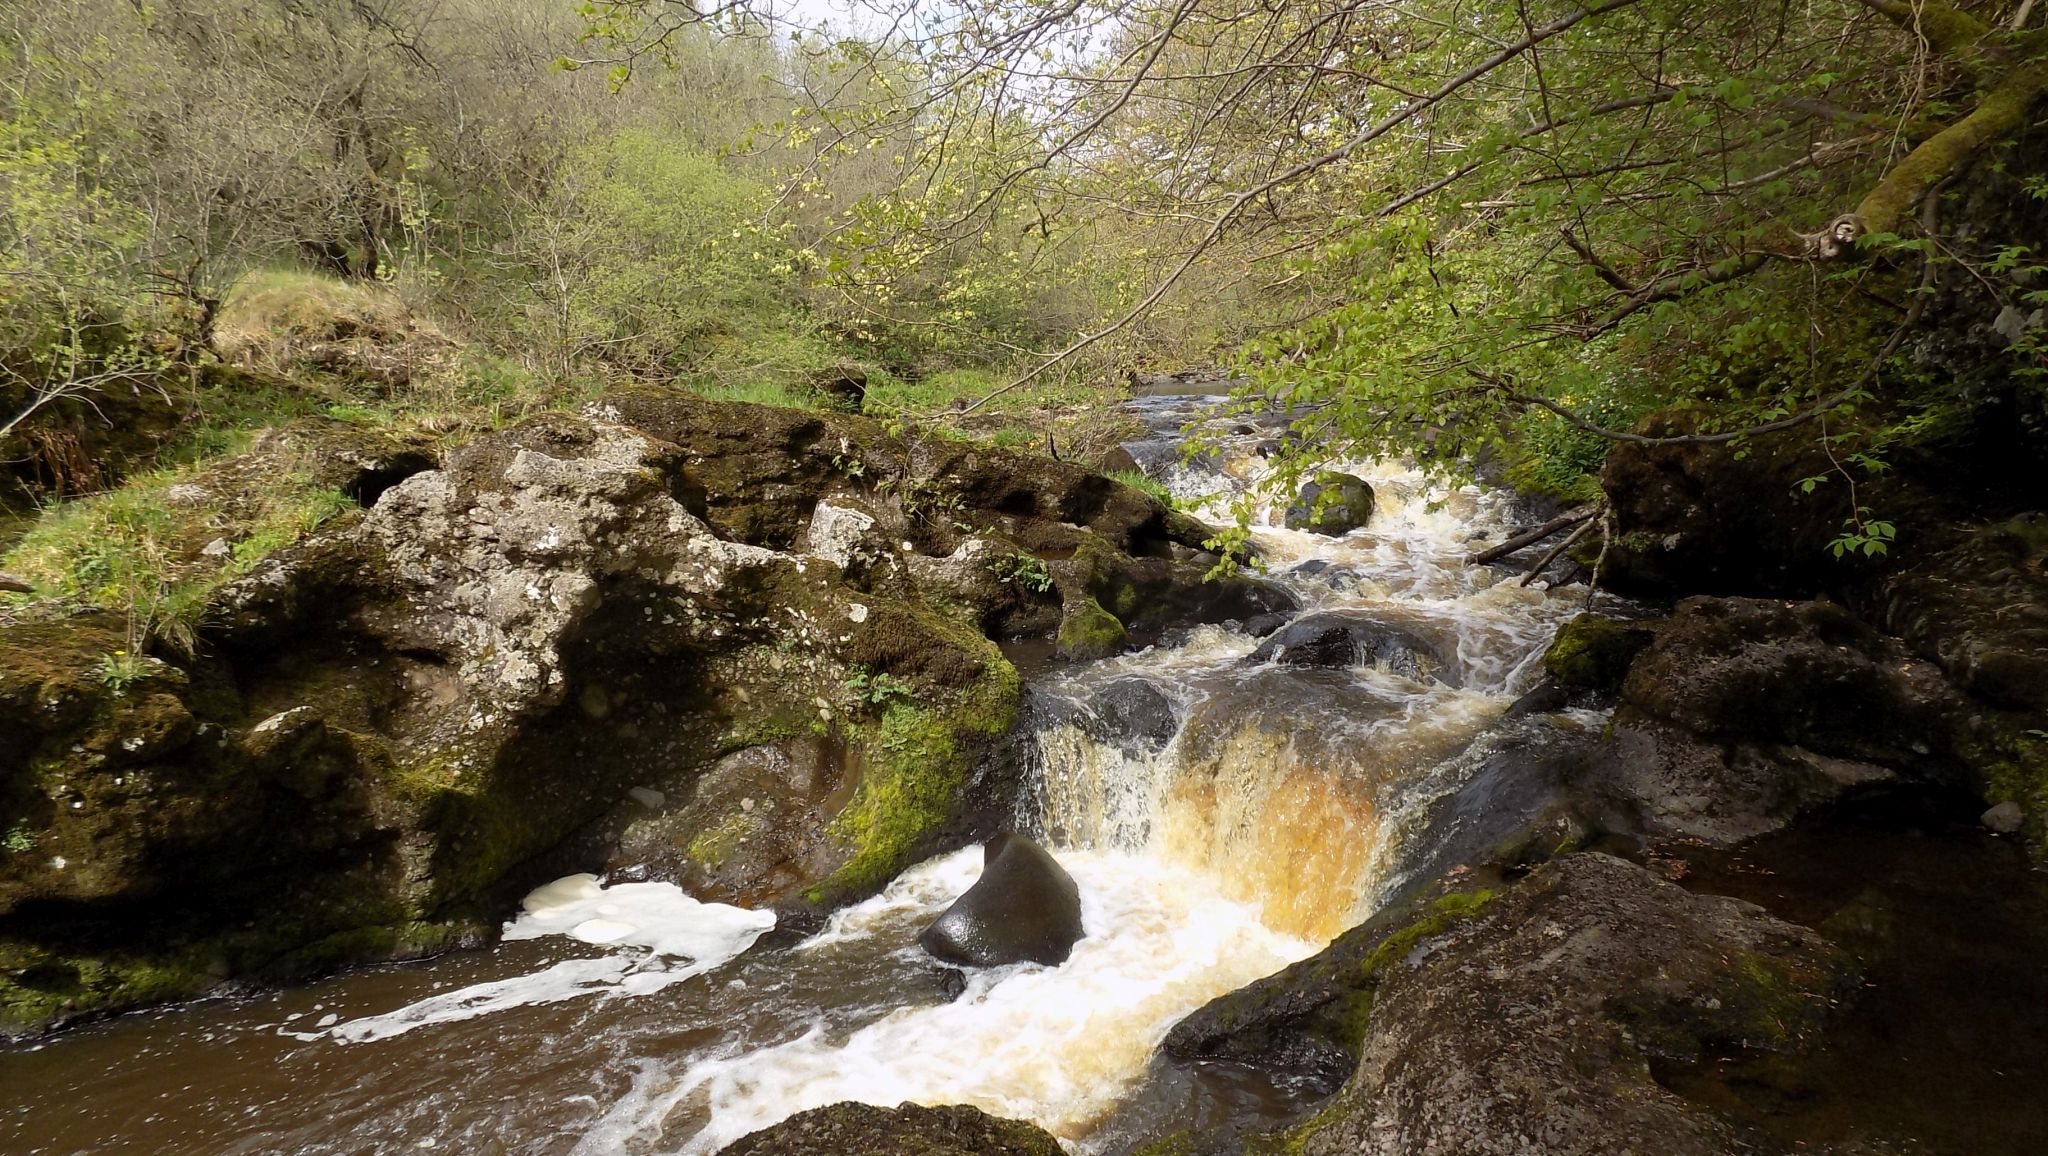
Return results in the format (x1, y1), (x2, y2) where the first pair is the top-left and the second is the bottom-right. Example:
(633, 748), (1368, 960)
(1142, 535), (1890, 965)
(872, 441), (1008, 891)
(3, 388), (1598, 1154)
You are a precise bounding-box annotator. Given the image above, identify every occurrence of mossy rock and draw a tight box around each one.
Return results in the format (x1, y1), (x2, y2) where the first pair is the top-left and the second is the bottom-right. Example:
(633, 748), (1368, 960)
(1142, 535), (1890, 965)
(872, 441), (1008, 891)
(718, 1101), (1064, 1156)
(1542, 612), (1655, 692)
(0, 938), (220, 1038)
(1283, 472), (1375, 536)
(1162, 882), (1500, 1093)
(1056, 598), (1127, 660)
(805, 645), (1022, 907)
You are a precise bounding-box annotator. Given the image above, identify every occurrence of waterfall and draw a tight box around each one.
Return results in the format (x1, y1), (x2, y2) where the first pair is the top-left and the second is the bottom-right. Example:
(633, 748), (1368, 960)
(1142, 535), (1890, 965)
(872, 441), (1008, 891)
(649, 401), (1591, 1151)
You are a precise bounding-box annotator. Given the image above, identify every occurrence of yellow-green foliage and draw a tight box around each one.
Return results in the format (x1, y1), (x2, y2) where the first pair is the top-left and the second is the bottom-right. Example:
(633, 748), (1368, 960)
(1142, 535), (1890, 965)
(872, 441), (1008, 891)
(1111, 469), (1173, 506)
(2, 458), (354, 652)
(215, 269), (430, 356)
(863, 366), (1110, 416)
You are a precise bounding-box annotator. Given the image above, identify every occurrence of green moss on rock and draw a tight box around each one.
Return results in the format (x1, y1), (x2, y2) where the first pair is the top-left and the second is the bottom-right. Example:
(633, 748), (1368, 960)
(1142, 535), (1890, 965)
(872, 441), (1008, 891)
(1334, 888), (1499, 1051)
(1542, 613), (1655, 692)
(1969, 724), (2048, 853)
(1057, 598), (1127, 660)
(0, 938), (219, 1039)
(808, 649), (1021, 906)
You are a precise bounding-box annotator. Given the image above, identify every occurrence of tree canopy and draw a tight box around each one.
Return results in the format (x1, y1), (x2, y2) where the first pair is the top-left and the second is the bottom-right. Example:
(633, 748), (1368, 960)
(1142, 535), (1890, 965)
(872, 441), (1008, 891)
(4, 0), (2044, 530)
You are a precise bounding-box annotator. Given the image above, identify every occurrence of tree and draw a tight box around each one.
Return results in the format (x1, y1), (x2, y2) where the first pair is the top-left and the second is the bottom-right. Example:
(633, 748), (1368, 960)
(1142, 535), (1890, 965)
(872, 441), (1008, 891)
(581, 0), (2048, 454)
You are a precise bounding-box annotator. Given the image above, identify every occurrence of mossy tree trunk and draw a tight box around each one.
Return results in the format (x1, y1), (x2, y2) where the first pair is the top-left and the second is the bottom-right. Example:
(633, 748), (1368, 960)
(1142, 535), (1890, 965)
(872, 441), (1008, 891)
(1842, 0), (2048, 240)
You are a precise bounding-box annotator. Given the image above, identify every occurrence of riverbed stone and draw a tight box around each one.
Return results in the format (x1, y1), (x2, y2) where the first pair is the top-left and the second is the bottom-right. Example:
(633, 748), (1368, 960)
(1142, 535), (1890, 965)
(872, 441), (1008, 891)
(1982, 800), (2025, 834)
(1245, 609), (1459, 685)
(1284, 471), (1375, 535)
(717, 1102), (1064, 1156)
(919, 834), (1084, 967)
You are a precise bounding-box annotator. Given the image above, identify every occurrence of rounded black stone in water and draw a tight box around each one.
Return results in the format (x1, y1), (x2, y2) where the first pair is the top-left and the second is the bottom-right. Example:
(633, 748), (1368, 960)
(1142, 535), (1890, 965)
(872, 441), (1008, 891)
(917, 834), (1085, 967)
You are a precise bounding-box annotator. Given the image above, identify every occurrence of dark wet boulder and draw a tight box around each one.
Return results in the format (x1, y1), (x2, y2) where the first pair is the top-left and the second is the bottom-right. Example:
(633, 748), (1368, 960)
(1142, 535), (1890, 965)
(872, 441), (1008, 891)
(1240, 611), (1289, 638)
(1596, 412), (1932, 598)
(1036, 677), (1179, 751)
(1578, 597), (1972, 845)
(1618, 598), (1965, 761)
(1284, 471), (1375, 536)
(1542, 612), (1657, 694)
(717, 1101), (1063, 1156)
(1245, 611), (1460, 686)
(1257, 854), (1857, 1156)
(1874, 513), (2048, 712)
(919, 834), (1084, 967)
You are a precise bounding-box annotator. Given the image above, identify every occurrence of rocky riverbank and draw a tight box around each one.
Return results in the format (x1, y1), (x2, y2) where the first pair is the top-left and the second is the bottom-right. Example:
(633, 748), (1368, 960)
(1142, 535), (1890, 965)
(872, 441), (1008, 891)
(1109, 422), (2048, 1155)
(0, 391), (1288, 1037)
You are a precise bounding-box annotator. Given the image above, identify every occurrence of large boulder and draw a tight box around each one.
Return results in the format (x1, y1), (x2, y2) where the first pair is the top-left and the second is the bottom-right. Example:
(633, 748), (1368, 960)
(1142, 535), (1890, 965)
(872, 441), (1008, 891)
(717, 1102), (1063, 1156)
(1873, 513), (2048, 712)
(919, 834), (1084, 967)
(1542, 612), (1657, 694)
(1033, 677), (1180, 753)
(1245, 610), (1460, 685)
(1569, 597), (1978, 845)
(1284, 471), (1375, 536)
(1218, 854), (1856, 1156)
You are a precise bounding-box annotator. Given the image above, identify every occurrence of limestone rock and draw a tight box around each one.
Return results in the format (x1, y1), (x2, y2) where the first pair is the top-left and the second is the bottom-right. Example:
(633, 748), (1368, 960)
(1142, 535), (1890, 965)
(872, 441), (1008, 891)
(804, 499), (884, 571)
(0, 392), (1269, 1036)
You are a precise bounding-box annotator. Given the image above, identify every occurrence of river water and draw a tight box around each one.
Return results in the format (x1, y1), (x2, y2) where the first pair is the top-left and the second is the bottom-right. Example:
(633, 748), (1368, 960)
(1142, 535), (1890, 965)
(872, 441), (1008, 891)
(3, 392), (1592, 1154)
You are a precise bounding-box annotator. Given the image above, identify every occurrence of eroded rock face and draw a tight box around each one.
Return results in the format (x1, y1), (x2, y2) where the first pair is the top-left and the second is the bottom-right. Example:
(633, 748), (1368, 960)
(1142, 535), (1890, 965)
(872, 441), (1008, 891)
(716, 1101), (1064, 1156)
(1597, 417), (1931, 599)
(1575, 597), (1975, 845)
(1876, 514), (2048, 712)
(918, 834), (1084, 967)
(1267, 855), (1856, 1156)
(1, 397), (1250, 1036)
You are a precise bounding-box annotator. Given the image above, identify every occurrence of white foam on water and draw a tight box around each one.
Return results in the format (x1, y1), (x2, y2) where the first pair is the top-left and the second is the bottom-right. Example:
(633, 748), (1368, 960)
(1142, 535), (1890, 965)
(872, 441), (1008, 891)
(571, 846), (1317, 1155)
(323, 877), (776, 1045)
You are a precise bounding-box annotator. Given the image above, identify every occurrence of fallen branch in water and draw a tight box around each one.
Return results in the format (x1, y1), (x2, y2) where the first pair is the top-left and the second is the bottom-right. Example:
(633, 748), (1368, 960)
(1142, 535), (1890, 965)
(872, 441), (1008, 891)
(1521, 504), (1604, 587)
(1465, 502), (1598, 565)
(1585, 504), (1616, 608)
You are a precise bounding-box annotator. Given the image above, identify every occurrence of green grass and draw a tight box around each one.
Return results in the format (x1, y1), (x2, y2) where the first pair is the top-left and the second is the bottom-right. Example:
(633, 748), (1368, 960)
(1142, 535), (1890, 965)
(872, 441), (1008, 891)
(2, 455), (356, 654)
(863, 364), (1112, 415)
(691, 379), (825, 409)
(1110, 469), (1173, 505)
